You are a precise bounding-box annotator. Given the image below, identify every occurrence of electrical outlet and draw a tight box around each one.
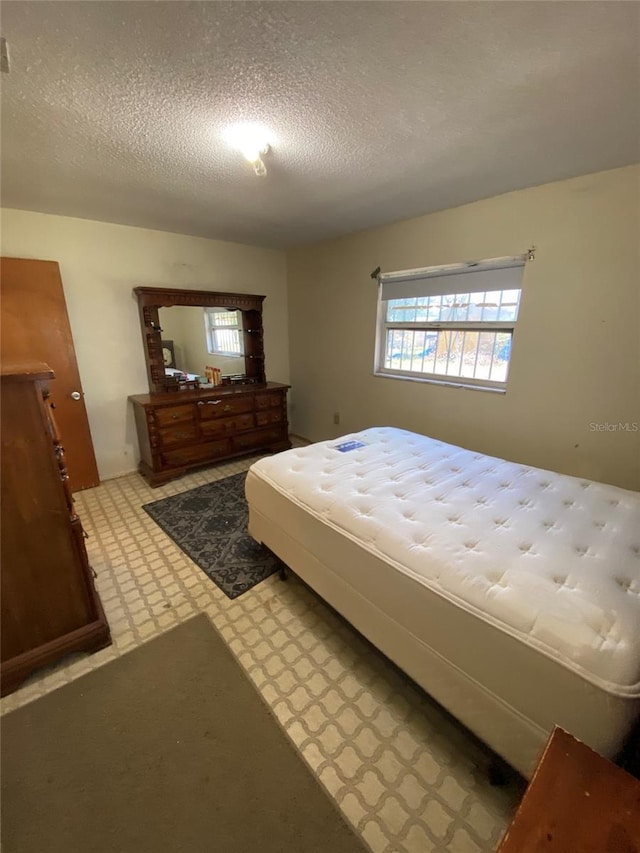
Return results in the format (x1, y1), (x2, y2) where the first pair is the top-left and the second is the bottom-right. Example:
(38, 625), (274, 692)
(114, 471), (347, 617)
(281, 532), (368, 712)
(333, 412), (340, 425)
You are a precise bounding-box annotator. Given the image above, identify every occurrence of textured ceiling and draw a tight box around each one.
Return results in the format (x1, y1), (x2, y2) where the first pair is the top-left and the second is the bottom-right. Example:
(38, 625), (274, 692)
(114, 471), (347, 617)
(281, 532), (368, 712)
(1, 1), (639, 248)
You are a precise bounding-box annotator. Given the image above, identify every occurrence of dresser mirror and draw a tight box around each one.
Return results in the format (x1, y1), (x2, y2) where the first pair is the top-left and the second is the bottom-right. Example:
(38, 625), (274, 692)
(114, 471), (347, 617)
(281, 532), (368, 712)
(159, 306), (246, 380)
(134, 287), (266, 393)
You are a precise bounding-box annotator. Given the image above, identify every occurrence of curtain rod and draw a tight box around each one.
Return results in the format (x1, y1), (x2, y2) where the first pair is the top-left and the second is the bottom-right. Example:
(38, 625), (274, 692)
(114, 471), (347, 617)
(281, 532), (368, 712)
(370, 247), (536, 282)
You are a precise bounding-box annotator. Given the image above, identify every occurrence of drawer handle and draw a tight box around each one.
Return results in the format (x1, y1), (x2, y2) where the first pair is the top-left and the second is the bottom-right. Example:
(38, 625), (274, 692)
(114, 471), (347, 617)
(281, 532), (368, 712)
(174, 432), (189, 438)
(171, 414), (180, 420)
(207, 400), (222, 405)
(223, 404), (232, 412)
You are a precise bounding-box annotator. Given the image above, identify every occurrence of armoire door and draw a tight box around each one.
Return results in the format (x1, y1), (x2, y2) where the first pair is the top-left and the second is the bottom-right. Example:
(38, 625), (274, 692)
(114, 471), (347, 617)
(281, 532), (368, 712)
(0, 257), (99, 491)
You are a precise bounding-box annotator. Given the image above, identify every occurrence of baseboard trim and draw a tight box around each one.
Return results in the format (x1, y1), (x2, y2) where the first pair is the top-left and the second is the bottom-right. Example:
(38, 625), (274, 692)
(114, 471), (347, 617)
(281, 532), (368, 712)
(100, 467), (139, 482)
(289, 433), (312, 445)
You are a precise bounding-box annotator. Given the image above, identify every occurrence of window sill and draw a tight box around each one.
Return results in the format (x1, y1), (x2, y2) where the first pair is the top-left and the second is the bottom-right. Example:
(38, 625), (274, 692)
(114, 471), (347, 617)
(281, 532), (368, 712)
(373, 370), (507, 394)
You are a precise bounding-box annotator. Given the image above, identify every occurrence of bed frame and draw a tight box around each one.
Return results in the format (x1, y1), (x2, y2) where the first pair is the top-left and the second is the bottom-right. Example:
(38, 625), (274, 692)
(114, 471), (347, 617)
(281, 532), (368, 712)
(246, 429), (640, 779)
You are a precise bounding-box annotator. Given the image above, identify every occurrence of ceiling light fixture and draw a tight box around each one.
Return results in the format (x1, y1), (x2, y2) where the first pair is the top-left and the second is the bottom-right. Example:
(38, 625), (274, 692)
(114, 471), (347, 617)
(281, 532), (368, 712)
(223, 122), (273, 177)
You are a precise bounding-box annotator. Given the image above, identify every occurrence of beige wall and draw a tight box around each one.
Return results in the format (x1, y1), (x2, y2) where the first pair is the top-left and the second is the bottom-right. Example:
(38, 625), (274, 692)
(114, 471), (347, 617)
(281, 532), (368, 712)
(287, 165), (640, 490)
(1, 209), (289, 480)
(3, 166), (638, 488)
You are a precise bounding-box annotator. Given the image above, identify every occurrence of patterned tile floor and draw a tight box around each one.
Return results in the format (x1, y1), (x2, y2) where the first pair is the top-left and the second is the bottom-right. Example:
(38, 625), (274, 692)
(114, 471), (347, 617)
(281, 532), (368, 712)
(1, 448), (524, 852)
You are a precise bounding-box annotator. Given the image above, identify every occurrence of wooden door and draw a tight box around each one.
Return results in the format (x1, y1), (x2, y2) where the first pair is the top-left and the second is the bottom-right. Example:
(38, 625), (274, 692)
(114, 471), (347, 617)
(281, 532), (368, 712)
(0, 258), (99, 491)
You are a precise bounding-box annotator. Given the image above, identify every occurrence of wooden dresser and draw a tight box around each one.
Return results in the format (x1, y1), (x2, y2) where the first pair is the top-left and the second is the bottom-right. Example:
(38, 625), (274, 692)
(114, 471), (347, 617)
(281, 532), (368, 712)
(129, 382), (291, 486)
(1, 364), (111, 695)
(498, 727), (640, 852)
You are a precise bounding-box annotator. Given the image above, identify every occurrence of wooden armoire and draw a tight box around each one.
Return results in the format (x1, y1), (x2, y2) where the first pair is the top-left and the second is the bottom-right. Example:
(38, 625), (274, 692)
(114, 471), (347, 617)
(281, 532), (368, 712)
(1, 363), (111, 695)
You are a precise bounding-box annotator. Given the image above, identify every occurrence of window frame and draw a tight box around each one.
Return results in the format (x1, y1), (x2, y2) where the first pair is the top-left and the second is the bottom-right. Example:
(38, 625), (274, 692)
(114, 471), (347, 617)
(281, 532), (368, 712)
(204, 308), (244, 358)
(373, 258), (526, 392)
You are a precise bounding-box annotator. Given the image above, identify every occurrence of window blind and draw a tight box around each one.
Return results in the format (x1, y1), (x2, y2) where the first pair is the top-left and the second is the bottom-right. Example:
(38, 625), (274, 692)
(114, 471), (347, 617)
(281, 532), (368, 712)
(379, 255), (526, 302)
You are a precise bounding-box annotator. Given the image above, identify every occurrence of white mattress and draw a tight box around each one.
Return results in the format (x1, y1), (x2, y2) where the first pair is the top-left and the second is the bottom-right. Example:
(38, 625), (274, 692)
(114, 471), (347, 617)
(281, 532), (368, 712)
(249, 428), (640, 694)
(246, 428), (640, 774)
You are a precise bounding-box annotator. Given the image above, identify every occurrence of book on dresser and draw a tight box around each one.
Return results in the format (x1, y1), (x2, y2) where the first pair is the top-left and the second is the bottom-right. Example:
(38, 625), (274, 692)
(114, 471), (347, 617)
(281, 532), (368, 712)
(0, 363), (111, 696)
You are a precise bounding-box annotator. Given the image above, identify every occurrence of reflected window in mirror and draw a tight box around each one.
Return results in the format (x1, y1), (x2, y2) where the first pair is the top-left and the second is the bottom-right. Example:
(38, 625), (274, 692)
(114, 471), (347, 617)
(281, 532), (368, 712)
(205, 309), (244, 357)
(161, 340), (176, 368)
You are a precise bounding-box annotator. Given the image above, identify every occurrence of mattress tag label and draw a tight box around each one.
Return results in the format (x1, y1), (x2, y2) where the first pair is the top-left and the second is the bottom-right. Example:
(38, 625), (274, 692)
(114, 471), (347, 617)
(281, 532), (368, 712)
(333, 440), (367, 453)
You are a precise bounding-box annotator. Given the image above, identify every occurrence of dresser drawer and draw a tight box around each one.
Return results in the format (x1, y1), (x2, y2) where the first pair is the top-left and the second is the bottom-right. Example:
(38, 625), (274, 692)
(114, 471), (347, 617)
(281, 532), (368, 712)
(155, 403), (195, 426)
(197, 397), (254, 420)
(255, 392), (283, 410)
(199, 418), (227, 439)
(157, 423), (198, 447)
(255, 408), (283, 427)
(130, 383), (290, 487)
(201, 413), (255, 438)
(231, 426), (286, 452)
(231, 412), (256, 432)
(162, 438), (231, 468)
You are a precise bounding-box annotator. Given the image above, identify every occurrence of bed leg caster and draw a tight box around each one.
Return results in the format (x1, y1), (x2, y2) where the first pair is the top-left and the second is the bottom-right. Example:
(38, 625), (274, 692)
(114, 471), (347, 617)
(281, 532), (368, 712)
(278, 563), (289, 581)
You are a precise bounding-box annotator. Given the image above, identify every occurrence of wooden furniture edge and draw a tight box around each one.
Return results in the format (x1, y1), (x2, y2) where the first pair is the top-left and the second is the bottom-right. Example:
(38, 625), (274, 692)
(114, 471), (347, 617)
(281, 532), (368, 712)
(133, 286), (266, 310)
(1, 362), (54, 382)
(0, 617), (111, 697)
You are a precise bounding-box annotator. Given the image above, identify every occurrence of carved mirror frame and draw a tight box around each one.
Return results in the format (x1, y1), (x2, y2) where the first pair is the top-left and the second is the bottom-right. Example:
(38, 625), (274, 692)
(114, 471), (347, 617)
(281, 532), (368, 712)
(134, 287), (266, 394)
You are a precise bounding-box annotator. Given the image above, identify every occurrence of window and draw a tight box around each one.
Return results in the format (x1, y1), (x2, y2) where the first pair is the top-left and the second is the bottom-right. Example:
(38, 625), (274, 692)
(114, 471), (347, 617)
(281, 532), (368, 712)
(375, 256), (526, 391)
(204, 309), (244, 357)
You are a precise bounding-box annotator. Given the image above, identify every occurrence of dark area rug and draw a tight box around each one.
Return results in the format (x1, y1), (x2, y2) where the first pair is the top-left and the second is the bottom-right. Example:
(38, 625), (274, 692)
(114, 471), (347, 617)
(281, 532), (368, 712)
(1, 615), (368, 853)
(142, 472), (278, 599)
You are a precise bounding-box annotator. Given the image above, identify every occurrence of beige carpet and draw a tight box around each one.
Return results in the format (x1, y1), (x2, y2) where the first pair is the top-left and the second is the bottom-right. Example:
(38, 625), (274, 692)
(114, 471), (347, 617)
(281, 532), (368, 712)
(1, 614), (368, 853)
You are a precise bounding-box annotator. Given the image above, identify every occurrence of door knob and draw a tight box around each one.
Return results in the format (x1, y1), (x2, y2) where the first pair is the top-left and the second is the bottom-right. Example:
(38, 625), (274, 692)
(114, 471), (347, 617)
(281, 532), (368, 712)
(70, 391), (82, 400)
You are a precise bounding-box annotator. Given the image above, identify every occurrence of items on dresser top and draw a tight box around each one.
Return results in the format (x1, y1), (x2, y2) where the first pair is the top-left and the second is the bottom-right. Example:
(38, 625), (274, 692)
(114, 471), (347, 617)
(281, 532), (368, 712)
(0, 363), (111, 696)
(129, 382), (290, 486)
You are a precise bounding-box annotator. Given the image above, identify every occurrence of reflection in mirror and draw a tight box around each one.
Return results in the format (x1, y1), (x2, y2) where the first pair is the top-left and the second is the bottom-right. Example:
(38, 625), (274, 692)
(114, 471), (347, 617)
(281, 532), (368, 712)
(158, 306), (246, 379)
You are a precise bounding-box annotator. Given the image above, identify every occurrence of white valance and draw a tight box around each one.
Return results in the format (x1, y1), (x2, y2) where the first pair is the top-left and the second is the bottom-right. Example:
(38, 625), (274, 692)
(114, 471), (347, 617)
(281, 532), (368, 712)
(379, 255), (527, 302)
